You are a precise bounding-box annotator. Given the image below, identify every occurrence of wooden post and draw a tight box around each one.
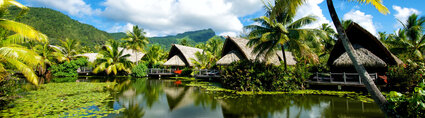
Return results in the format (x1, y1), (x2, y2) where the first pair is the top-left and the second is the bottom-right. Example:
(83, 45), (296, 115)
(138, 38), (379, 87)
(316, 72), (319, 82)
(359, 74), (362, 84)
(343, 72), (347, 84)
(330, 72), (333, 83)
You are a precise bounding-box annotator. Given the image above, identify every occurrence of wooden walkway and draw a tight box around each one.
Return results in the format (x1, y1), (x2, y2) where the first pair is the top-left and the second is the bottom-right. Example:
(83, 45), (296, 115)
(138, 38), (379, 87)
(307, 72), (378, 87)
(194, 69), (221, 79)
(147, 68), (177, 77)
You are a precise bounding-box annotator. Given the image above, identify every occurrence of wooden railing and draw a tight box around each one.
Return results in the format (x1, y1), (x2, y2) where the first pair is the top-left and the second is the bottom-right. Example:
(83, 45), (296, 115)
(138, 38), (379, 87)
(194, 69), (220, 76)
(77, 67), (92, 73)
(312, 72), (378, 85)
(147, 68), (177, 74)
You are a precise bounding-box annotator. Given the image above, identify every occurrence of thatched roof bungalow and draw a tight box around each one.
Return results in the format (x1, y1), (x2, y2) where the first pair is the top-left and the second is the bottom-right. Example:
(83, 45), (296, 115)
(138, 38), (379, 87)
(327, 22), (403, 73)
(76, 48), (144, 63)
(163, 44), (204, 67)
(216, 36), (296, 66)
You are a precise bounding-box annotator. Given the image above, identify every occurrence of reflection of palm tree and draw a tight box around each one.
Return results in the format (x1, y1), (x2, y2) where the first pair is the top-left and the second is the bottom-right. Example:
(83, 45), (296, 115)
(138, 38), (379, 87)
(192, 88), (217, 110)
(118, 99), (145, 118)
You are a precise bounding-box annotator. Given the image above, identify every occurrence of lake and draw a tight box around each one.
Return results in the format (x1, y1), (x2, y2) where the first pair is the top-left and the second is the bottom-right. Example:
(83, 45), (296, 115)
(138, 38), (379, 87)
(87, 77), (385, 118)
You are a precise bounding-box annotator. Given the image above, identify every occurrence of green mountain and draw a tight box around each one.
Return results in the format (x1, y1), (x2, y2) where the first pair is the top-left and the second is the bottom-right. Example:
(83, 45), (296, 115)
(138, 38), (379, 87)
(111, 28), (217, 48)
(7, 7), (113, 50)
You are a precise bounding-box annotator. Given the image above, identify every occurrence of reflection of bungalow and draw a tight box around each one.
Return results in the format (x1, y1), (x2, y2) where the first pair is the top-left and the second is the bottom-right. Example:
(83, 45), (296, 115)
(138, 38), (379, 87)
(216, 36), (296, 66)
(327, 22), (403, 73)
(163, 44), (204, 67)
(163, 87), (194, 111)
(76, 47), (144, 63)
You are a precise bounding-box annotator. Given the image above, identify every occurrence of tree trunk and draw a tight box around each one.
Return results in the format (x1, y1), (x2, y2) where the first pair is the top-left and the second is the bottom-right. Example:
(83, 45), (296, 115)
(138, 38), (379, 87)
(281, 44), (288, 71)
(326, 0), (392, 116)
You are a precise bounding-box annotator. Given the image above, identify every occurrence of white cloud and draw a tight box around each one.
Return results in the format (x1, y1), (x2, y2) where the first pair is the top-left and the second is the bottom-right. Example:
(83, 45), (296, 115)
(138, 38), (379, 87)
(101, 0), (263, 36)
(343, 10), (377, 36)
(393, 5), (420, 27)
(24, 0), (100, 16)
(294, 0), (332, 29)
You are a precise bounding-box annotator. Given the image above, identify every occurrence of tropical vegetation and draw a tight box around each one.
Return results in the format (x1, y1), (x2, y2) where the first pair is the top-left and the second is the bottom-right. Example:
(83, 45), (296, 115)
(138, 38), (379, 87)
(93, 40), (133, 75)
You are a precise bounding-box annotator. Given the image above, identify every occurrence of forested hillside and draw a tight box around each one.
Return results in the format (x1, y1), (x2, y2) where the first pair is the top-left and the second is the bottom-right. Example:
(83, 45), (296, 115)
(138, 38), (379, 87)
(7, 7), (113, 49)
(111, 29), (217, 48)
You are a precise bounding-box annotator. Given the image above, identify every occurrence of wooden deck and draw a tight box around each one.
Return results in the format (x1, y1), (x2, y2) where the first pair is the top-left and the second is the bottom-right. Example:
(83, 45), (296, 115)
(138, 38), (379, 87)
(307, 72), (378, 87)
(194, 69), (221, 79)
(77, 67), (92, 75)
(147, 68), (177, 76)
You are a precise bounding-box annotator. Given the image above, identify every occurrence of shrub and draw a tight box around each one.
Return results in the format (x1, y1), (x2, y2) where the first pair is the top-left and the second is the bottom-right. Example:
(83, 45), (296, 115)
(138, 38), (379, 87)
(0, 77), (23, 108)
(387, 80), (425, 117)
(180, 67), (193, 77)
(49, 58), (88, 77)
(131, 63), (148, 77)
(387, 60), (425, 92)
(220, 60), (299, 91)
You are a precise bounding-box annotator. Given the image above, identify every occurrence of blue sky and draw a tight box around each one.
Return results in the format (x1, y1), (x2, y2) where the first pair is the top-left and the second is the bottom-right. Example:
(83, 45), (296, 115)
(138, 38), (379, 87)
(18, 0), (425, 37)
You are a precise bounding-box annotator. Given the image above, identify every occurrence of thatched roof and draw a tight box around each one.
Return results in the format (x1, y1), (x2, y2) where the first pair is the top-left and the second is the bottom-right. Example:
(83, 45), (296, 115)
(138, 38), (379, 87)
(328, 22), (403, 70)
(276, 51), (297, 66)
(333, 45), (387, 68)
(164, 44), (203, 67)
(219, 36), (296, 65)
(118, 47), (145, 63)
(216, 50), (244, 65)
(163, 55), (186, 66)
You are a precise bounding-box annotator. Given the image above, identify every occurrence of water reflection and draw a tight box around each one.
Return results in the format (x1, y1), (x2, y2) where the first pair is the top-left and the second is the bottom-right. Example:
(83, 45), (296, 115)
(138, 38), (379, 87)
(99, 78), (383, 118)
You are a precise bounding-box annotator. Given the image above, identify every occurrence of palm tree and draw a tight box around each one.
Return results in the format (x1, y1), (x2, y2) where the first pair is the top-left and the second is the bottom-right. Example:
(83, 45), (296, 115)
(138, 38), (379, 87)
(123, 25), (149, 64)
(58, 38), (79, 61)
(33, 43), (65, 79)
(245, 0), (322, 70)
(205, 36), (224, 60)
(141, 44), (167, 67)
(191, 51), (215, 69)
(0, 0), (48, 86)
(93, 40), (133, 75)
(394, 14), (425, 59)
(323, 0), (391, 115)
(177, 37), (195, 46)
(318, 23), (336, 54)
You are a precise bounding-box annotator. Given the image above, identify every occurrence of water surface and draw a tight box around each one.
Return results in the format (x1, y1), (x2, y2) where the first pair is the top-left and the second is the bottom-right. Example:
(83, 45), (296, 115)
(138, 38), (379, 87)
(84, 77), (384, 118)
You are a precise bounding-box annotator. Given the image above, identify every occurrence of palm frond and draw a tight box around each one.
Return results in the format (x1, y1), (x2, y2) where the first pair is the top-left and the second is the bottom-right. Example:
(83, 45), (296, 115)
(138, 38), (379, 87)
(0, 19), (47, 42)
(348, 0), (389, 14)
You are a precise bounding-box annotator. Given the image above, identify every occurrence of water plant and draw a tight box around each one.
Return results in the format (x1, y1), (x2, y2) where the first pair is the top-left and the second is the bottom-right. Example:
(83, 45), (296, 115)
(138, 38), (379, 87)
(0, 82), (124, 117)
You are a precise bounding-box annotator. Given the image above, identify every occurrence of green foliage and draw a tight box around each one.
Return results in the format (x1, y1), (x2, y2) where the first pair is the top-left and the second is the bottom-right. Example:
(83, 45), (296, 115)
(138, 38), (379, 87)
(0, 82), (124, 117)
(287, 62), (313, 89)
(180, 67), (193, 77)
(7, 7), (113, 50)
(387, 60), (425, 92)
(0, 77), (24, 108)
(131, 63), (148, 77)
(177, 36), (196, 46)
(147, 29), (217, 49)
(387, 81), (425, 118)
(141, 44), (167, 68)
(221, 60), (299, 91)
(49, 58), (88, 77)
(93, 40), (133, 75)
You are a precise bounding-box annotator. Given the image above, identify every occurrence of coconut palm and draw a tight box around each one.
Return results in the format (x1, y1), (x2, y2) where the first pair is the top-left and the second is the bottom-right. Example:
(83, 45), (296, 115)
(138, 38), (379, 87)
(178, 37), (195, 46)
(93, 40), (133, 75)
(245, 0), (322, 70)
(0, 0), (48, 86)
(122, 25), (149, 64)
(318, 23), (336, 54)
(33, 43), (65, 78)
(58, 38), (80, 61)
(393, 14), (425, 59)
(323, 0), (391, 115)
(191, 51), (215, 69)
(141, 44), (167, 67)
(205, 36), (224, 60)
